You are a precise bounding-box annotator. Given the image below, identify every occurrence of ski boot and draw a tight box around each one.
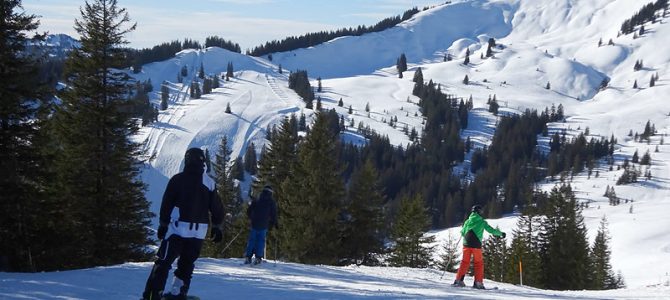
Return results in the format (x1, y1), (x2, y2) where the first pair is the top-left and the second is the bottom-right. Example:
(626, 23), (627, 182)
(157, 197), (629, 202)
(244, 256), (252, 264)
(253, 257), (263, 265)
(472, 281), (486, 289)
(161, 276), (189, 300)
(141, 289), (162, 300)
(451, 280), (465, 287)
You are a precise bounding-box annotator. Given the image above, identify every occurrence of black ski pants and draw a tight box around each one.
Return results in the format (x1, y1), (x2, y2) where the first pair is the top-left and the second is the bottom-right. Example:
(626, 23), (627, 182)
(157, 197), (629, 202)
(143, 235), (203, 297)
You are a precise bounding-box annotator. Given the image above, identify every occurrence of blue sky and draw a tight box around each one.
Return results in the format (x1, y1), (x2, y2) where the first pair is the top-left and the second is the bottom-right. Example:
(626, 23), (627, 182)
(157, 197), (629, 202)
(24, 0), (440, 50)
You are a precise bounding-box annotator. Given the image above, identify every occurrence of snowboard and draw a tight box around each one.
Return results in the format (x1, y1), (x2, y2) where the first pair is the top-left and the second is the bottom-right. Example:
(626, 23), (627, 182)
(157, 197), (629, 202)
(161, 294), (200, 300)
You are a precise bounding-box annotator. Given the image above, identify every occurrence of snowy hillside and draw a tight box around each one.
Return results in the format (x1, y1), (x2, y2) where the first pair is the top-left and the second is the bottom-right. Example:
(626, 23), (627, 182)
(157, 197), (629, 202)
(282, 0), (670, 287)
(114, 0), (670, 292)
(132, 48), (305, 213)
(26, 33), (80, 58)
(1, 258), (668, 299)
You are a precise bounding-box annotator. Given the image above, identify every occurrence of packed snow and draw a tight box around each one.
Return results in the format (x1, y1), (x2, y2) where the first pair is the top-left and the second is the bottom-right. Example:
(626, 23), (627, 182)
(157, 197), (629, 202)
(1, 258), (668, 299)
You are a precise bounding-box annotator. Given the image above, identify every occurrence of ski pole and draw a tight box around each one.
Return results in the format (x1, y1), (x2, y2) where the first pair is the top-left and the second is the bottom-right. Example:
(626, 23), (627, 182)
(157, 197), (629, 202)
(273, 234), (278, 267)
(440, 235), (462, 280)
(220, 227), (244, 255)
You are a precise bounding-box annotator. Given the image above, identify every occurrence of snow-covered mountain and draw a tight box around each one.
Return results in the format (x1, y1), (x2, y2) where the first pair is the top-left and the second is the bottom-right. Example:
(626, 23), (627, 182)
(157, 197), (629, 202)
(27, 33), (80, 58)
(6, 0), (669, 298)
(133, 0), (669, 289)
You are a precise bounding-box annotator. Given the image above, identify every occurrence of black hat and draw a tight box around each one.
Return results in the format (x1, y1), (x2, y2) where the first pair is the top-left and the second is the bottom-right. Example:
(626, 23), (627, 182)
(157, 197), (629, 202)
(471, 205), (483, 215)
(263, 185), (273, 193)
(184, 147), (205, 167)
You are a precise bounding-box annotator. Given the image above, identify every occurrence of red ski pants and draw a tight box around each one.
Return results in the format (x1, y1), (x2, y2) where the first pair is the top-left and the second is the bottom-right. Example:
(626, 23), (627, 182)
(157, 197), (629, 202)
(455, 247), (484, 283)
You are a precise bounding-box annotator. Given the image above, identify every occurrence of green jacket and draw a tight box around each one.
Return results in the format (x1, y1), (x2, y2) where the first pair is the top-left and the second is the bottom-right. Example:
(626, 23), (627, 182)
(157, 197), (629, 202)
(460, 212), (503, 248)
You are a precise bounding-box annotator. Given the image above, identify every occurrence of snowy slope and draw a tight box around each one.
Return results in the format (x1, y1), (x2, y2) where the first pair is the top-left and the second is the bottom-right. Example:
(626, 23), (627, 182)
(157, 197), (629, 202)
(119, 0), (670, 292)
(271, 0), (515, 79)
(133, 49), (304, 215)
(1, 258), (668, 299)
(286, 0), (670, 287)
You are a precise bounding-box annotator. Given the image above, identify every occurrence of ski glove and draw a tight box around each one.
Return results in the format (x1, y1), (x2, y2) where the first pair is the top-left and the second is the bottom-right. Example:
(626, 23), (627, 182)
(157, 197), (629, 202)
(211, 227), (223, 243)
(157, 225), (168, 240)
(500, 232), (506, 239)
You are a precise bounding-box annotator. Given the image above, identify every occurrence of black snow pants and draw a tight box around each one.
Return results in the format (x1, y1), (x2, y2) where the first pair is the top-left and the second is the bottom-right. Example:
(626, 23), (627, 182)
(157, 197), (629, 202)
(143, 235), (203, 298)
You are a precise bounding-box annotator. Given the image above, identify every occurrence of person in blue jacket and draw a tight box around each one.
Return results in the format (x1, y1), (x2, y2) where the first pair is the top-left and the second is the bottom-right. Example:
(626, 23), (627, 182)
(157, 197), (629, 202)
(244, 185), (278, 265)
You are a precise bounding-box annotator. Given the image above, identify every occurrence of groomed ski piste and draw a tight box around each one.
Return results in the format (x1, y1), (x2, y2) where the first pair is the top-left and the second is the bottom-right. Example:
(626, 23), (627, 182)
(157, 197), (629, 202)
(1, 258), (669, 299)
(3, 0), (670, 298)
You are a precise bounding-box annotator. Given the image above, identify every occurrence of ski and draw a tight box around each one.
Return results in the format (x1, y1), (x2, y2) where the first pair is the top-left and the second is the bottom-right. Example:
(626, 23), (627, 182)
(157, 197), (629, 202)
(161, 294), (201, 300)
(450, 285), (499, 290)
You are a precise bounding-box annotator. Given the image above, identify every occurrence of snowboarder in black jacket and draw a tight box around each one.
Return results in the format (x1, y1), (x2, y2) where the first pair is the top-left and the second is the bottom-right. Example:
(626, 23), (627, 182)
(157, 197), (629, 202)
(244, 185), (278, 265)
(143, 148), (224, 300)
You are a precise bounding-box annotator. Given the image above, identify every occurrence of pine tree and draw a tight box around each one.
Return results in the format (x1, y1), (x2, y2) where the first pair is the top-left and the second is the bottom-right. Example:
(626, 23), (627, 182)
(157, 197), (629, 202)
(340, 160), (385, 265)
(545, 82), (551, 90)
(243, 142), (258, 175)
(255, 117), (299, 254)
(231, 157), (244, 180)
(317, 77), (322, 92)
(201, 78), (210, 95)
(413, 67), (423, 83)
(639, 150), (651, 165)
(160, 82), (169, 110)
(483, 230), (507, 282)
(505, 213), (543, 287)
(396, 53), (408, 76)
(540, 185), (591, 290)
(437, 232), (461, 272)
(365, 102), (370, 113)
(316, 96), (322, 111)
(190, 81), (201, 99)
(590, 216), (618, 290)
(0, 0), (58, 272)
(50, 0), (152, 268)
(633, 79), (638, 89)
(202, 137), (228, 255)
(299, 113), (307, 131)
(488, 99), (499, 115)
(212, 75), (220, 89)
(201, 136), (246, 258)
(280, 112), (345, 264)
(348, 105), (353, 114)
(198, 62), (205, 79)
(388, 194), (435, 268)
(225, 102), (231, 114)
(338, 98), (343, 107)
(650, 75), (656, 87)
(226, 62), (234, 80)
(463, 75), (469, 85)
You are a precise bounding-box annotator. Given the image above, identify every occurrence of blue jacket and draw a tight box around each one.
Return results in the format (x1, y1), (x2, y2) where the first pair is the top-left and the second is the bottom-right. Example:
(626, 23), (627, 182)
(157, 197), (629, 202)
(247, 189), (278, 230)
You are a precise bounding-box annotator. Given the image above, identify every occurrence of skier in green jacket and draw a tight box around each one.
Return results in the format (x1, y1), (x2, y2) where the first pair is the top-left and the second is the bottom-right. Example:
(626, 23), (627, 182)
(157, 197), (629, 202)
(452, 205), (506, 289)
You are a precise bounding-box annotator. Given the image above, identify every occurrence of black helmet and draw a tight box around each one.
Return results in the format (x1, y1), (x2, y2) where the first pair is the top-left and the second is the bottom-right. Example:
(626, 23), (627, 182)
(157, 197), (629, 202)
(184, 147), (205, 167)
(471, 205), (483, 215)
